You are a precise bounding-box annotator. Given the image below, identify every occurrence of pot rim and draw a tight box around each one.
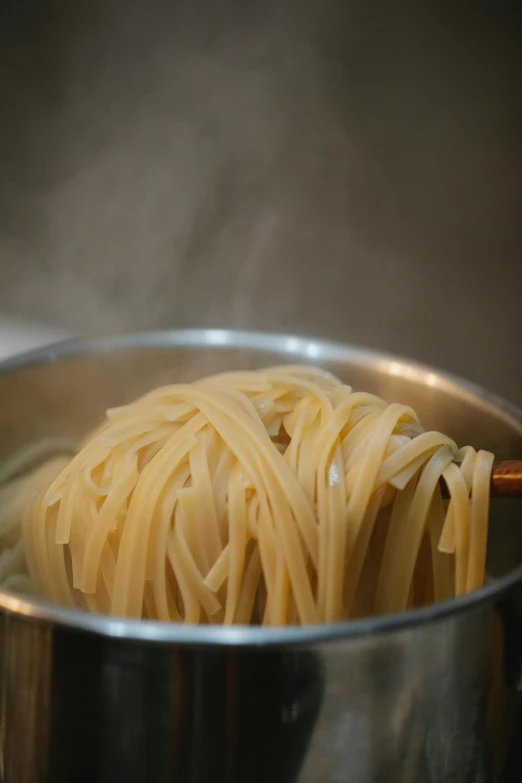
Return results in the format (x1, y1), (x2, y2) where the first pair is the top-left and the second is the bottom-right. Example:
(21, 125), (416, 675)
(1, 328), (521, 647)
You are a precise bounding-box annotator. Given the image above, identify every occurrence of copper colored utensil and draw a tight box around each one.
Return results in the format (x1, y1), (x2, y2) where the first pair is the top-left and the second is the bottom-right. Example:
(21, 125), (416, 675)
(490, 461), (522, 498)
(439, 460), (522, 499)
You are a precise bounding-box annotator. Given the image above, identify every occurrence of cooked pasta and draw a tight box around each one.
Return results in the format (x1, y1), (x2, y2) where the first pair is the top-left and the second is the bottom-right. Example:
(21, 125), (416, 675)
(0, 366), (494, 625)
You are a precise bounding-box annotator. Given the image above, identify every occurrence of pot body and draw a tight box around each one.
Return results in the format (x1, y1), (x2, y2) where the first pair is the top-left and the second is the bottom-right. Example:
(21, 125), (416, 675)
(0, 331), (521, 783)
(0, 605), (516, 783)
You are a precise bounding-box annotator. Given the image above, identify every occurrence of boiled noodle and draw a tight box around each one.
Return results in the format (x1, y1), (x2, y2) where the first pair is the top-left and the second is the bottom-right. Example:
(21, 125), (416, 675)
(0, 366), (494, 625)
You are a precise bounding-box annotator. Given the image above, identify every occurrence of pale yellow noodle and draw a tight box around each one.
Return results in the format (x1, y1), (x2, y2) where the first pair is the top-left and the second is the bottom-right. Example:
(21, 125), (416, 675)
(466, 450), (495, 592)
(0, 365), (496, 625)
(441, 462), (471, 595)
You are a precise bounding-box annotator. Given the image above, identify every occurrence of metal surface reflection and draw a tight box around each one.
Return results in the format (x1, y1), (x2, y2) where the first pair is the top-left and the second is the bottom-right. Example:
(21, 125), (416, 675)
(44, 638), (323, 783)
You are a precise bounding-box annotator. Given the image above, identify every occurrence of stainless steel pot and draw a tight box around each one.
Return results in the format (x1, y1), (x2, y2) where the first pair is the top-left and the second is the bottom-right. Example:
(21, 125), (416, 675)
(0, 330), (521, 783)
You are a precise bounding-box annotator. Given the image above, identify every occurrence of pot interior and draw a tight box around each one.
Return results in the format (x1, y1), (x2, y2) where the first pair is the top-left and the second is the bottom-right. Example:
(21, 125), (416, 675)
(0, 330), (521, 600)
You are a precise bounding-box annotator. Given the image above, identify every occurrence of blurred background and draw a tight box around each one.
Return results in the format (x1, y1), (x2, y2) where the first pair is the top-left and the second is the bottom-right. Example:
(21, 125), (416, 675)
(0, 0), (520, 402)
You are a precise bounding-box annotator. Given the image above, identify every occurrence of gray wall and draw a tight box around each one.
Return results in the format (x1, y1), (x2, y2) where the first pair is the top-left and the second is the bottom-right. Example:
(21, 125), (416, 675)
(0, 0), (521, 402)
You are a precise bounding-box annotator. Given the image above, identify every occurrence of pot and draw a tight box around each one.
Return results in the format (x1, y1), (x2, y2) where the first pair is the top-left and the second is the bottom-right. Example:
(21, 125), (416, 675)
(0, 330), (521, 783)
